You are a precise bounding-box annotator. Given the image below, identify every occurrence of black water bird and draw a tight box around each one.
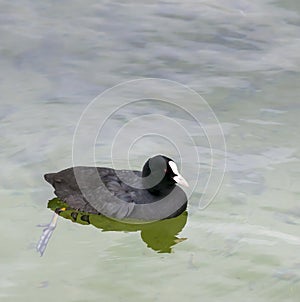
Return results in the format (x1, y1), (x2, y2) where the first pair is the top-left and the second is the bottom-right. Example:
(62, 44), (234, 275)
(37, 155), (189, 256)
(44, 155), (189, 222)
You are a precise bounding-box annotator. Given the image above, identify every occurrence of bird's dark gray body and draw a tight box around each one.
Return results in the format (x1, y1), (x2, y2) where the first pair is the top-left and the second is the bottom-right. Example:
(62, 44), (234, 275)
(44, 164), (187, 222)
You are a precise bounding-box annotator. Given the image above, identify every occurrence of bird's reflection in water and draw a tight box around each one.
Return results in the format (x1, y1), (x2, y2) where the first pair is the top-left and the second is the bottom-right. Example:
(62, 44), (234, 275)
(37, 198), (188, 255)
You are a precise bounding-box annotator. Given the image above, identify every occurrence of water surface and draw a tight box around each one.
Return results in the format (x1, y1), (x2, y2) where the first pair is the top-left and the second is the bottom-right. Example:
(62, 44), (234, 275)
(0, 1), (299, 301)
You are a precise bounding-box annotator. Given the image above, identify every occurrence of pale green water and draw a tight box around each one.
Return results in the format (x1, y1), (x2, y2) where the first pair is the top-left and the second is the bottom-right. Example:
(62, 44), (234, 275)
(1, 1), (300, 301)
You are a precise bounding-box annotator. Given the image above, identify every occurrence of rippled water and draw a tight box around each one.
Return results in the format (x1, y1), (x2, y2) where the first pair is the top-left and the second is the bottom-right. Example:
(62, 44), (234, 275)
(1, 1), (300, 301)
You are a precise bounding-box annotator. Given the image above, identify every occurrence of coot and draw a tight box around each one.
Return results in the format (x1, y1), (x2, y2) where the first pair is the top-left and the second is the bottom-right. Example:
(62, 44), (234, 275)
(44, 155), (189, 222)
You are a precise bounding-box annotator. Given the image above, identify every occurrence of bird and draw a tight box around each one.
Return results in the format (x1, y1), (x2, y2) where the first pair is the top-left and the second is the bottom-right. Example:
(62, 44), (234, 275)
(44, 155), (189, 222)
(37, 155), (189, 256)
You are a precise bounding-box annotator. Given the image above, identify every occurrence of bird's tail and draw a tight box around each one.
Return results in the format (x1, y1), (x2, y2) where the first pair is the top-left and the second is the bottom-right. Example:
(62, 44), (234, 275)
(44, 173), (56, 185)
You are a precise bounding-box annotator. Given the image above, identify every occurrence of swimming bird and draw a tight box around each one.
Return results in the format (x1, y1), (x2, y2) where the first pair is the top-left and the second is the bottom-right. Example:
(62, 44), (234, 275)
(37, 155), (189, 255)
(44, 155), (189, 222)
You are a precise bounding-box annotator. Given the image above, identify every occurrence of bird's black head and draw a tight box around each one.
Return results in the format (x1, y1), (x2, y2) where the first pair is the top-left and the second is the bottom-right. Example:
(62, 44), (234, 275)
(142, 155), (189, 195)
